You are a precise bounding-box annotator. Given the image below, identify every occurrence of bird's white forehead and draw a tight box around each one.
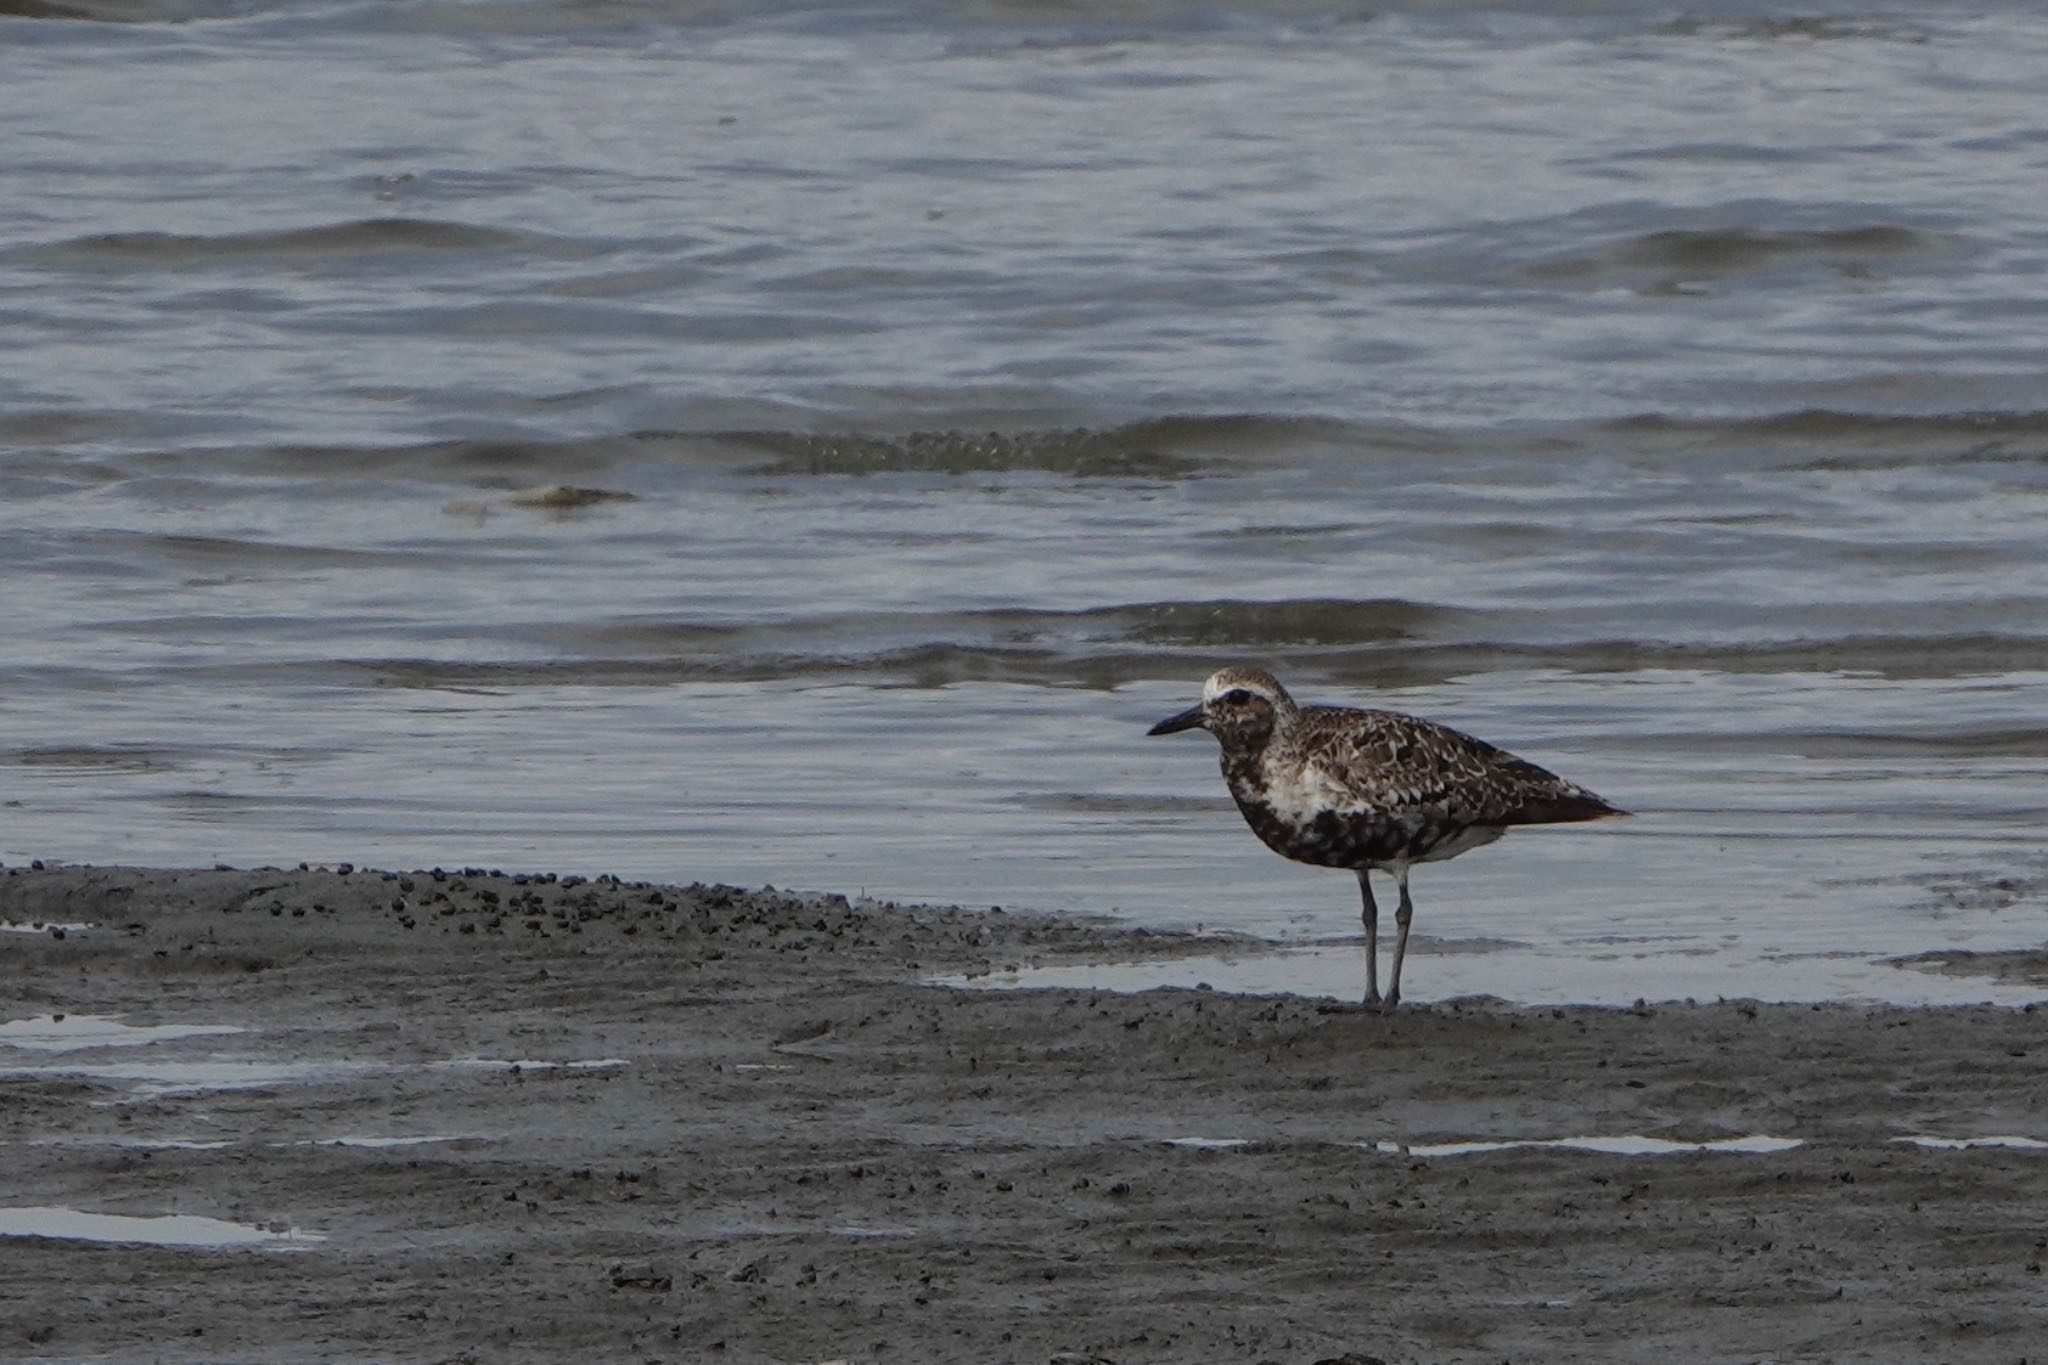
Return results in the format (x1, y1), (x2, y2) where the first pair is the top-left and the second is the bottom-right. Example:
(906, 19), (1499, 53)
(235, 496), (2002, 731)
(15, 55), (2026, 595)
(1202, 669), (1281, 703)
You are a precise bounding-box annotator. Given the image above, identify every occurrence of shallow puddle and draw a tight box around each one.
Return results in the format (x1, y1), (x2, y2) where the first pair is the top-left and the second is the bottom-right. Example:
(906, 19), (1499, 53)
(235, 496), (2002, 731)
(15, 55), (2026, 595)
(0, 1013), (246, 1053)
(25, 1136), (236, 1151)
(294, 1134), (476, 1149)
(0, 1058), (386, 1097)
(434, 1057), (628, 1073)
(4, 1044), (627, 1099)
(0, 1206), (322, 1250)
(1387, 1134), (1806, 1158)
(941, 940), (2048, 1009)
(1159, 1133), (1804, 1157)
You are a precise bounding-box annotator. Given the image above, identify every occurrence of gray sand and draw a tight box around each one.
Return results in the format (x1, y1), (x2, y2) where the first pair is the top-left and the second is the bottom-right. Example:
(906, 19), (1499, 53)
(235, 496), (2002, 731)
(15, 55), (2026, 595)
(3, 865), (2046, 1363)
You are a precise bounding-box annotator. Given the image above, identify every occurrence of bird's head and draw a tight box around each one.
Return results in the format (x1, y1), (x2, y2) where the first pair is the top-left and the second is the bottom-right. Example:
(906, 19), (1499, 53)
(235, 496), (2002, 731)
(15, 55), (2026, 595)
(1146, 666), (1298, 749)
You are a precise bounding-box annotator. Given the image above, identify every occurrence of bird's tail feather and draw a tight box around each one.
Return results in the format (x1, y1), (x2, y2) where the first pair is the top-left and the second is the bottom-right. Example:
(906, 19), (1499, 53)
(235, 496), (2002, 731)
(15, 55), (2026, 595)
(1505, 792), (1630, 827)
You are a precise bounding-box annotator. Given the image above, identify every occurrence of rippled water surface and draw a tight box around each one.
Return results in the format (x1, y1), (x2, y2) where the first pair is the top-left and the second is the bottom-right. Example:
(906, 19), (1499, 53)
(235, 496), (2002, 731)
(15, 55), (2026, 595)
(5, 0), (2048, 1003)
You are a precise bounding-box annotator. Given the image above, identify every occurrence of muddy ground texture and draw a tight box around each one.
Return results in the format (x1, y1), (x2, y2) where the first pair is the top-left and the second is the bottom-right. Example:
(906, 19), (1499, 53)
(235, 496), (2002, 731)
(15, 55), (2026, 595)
(3, 864), (2046, 1364)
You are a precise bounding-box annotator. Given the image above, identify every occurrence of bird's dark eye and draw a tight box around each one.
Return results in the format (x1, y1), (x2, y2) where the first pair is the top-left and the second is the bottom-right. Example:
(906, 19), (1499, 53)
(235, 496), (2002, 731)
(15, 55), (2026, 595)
(1221, 688), (1253, 706)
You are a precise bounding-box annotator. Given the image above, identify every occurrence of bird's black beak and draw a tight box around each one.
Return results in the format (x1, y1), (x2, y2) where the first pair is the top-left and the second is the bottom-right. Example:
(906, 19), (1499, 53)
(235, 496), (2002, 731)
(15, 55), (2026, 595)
(1146, 704), (1206, 736)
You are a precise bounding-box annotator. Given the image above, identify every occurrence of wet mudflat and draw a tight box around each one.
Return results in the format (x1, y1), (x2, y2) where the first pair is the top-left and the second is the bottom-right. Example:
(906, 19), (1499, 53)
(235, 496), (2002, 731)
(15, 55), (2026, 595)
(3, 865), (2045, 1364)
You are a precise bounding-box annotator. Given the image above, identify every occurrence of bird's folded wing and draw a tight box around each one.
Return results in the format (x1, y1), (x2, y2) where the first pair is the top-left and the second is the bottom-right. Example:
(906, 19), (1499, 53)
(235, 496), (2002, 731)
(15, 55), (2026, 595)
(1298, 707), (1614, 827)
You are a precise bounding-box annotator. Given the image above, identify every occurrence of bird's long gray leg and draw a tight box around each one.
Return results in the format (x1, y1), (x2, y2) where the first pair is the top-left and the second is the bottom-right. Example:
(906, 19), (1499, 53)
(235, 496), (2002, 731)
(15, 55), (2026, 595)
(1356, 869), (1380, 1008)
(1384, 866), (1415, 1013)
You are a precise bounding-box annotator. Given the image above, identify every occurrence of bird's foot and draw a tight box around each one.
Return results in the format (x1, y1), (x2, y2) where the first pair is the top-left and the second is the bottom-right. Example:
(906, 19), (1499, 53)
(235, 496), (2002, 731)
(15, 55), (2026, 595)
(1361, 987), (1381, 1010)
(1379, 991), (1401, 1015)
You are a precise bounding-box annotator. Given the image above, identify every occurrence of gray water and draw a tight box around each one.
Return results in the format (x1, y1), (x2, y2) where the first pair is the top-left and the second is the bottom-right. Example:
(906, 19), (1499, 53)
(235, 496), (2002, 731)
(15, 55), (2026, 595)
(5, 0), (2048, 1004)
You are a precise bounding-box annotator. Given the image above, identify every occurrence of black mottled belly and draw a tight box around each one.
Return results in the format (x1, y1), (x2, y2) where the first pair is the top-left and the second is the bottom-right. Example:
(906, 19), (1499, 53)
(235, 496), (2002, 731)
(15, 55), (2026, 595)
(1231, 793), (1434, 870)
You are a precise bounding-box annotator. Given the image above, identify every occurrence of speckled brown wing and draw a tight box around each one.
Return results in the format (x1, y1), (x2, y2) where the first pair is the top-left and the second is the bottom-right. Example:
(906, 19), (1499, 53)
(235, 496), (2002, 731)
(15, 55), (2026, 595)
(1293, 706), (1623, 829)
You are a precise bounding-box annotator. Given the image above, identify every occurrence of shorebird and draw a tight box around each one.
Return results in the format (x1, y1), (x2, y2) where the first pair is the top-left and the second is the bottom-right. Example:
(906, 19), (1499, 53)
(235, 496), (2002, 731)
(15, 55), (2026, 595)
(1147, 666), (1625, 1011)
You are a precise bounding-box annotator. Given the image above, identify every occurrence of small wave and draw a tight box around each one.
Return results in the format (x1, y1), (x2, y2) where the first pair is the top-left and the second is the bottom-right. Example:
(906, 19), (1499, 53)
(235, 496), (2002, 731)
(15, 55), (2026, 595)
(72, 414), (1507, 489)
(238, 435), (656, 482)
(1605, 408), (2048, 465)
(1520, 223), (1949, 288)
(29, 218), (588, 267)
(583, 596), (1455, 656)
(1427, 633), (2048, 684)
(1783, 727), (2048, 760)
(1655, 16), (1928, 43)
(149, 406), (2045, 491)
(0, 0), (90, 14)
(731, 426), (1203, 478)
(29, 527), (481, 576)
(1099, 598), (1449, 648)
(351, 643), (1192, 692)
(0, 410), (127, 445)
(343, 594), (1454, 691)
(720, 413), (1389, 477)
(5, 745), (182, 775)
(336, 622), (2048, 693)
(1892, 947), (2048, 987)
(0, 0), (260, 18)
(719, 413), (1366, 477)
(181, 419), (1265, 485)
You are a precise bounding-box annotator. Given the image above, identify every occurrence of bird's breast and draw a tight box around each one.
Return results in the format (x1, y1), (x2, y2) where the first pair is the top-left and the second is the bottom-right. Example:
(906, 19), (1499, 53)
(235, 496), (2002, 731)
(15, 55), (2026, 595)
(1221, 748), (1407, 869)
(1218, 744), (1501, 870)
